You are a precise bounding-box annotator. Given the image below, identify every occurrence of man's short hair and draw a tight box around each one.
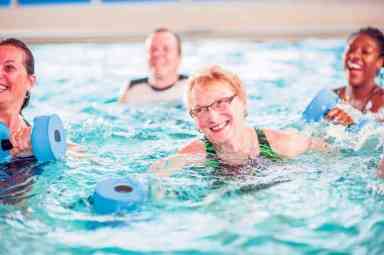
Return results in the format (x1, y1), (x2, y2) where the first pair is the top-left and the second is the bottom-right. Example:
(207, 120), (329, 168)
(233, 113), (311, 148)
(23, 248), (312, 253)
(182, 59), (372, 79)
(148, 28), (182, 56)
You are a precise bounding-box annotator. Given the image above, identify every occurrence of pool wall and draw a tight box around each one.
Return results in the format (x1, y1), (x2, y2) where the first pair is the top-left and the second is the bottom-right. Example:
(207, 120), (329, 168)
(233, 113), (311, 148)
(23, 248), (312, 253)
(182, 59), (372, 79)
(1, 0), (384, 43)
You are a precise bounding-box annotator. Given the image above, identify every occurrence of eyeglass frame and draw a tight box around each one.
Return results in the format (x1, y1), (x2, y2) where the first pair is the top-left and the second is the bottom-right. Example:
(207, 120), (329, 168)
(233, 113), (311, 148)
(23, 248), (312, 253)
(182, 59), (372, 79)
(189, 94), (237, 118)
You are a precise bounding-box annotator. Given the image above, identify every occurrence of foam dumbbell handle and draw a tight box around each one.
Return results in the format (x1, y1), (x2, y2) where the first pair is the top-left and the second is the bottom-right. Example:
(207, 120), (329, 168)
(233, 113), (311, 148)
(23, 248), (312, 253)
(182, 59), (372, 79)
(0, 122), (11, 160)
(1, 140), (13, 151)
(0, 139), (14, 161)
(0, 139), (31, 160)
(303, 89), (339, 122)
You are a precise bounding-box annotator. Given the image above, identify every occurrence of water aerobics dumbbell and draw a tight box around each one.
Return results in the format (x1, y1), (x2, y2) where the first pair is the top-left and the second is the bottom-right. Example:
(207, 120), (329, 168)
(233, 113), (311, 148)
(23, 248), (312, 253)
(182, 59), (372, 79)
(302, 89), (368, 131)
(302, 89), (339, 122)
(92, 178), (149, 214)
(0, 114), (67, 162)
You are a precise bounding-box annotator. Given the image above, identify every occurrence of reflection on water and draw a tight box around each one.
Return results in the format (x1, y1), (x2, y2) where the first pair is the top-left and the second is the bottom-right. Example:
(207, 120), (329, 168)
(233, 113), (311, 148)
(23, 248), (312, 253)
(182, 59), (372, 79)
(0, 157), (42, 205)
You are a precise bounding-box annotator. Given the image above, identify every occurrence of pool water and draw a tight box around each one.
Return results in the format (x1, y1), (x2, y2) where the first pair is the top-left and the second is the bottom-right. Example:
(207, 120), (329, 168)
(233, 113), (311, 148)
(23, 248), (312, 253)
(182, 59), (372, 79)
(1, 39), (384, 254)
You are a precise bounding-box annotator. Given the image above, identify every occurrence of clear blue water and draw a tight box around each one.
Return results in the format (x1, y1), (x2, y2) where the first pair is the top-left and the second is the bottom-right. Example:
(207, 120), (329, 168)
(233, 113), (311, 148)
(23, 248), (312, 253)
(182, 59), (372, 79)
(1, 39), (384, 254)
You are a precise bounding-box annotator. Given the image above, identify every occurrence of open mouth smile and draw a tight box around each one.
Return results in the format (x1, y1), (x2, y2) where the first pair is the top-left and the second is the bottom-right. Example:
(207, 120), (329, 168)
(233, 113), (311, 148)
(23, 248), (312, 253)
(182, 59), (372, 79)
(0, 84), (8, 93)
(346, 60), (363, 70)
(210, 120), (230, 132)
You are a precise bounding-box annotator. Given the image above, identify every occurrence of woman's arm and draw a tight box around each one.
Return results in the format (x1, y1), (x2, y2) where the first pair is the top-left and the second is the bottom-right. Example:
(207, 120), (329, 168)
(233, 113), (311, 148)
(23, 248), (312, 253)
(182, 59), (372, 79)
(264, 128), (329, 158)
(150, 139), (206, 177)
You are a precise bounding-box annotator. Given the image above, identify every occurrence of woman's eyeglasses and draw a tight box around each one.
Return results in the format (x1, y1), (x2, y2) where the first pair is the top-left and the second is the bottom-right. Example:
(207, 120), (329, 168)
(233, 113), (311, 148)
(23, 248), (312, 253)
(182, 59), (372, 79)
(190, 94), (237, 118)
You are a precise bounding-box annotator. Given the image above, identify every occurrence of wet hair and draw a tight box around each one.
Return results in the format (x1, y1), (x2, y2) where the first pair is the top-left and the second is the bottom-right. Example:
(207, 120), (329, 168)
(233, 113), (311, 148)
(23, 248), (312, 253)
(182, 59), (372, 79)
(348, 27), (384, 68)
(148, 27), (182, 56)
(186, 65), (247, 112)
(0, 38), (34, 112)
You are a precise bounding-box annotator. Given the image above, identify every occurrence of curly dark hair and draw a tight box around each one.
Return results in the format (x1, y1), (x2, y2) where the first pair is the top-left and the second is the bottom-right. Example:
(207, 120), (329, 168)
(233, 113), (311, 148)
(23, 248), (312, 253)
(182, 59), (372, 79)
(349, 27), (384, 65)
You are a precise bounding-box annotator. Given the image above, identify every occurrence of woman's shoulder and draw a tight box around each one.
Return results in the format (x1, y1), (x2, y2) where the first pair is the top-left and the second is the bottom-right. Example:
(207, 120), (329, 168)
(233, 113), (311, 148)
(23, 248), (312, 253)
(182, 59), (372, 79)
(369, 86), (384, 112)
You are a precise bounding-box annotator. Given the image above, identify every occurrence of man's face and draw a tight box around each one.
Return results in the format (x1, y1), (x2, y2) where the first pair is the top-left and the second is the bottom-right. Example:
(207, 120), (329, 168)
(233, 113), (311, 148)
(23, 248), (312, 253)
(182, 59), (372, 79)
(146, 32), (181, 79)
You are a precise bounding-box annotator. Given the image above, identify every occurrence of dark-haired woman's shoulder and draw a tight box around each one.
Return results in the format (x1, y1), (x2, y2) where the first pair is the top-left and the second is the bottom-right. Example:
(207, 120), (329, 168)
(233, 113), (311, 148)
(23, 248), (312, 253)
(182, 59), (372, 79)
(369, 86), (384, 113)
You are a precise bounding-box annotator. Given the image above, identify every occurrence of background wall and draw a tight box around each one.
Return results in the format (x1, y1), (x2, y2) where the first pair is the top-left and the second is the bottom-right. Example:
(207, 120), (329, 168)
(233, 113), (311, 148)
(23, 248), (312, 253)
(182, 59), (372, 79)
(1, 0), (384, 43)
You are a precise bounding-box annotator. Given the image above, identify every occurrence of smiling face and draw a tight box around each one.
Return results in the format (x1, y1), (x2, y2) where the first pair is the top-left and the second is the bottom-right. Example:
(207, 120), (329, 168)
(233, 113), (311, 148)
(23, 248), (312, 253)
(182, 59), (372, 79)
(190, 81), (246, 145)
(0, 45), (35, 113)
(344, 33), (384, 88)
(146, 31), (181, 80)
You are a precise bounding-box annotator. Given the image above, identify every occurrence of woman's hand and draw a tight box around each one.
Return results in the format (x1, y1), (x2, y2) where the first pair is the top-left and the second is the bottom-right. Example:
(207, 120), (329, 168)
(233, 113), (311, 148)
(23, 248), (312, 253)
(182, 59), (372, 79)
(325, 107), (354, 126)
(8, 116), (32, 157)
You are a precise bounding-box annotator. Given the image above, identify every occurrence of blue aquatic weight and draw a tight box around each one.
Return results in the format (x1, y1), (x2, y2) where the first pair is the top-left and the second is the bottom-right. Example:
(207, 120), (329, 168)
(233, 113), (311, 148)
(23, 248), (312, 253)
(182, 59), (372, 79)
(302, 89), (372, 132)
(93, 178), (148, 214)
(31, 114), (67, 161)
(0, 114), (66, 162)
(303, 89), (339, 122)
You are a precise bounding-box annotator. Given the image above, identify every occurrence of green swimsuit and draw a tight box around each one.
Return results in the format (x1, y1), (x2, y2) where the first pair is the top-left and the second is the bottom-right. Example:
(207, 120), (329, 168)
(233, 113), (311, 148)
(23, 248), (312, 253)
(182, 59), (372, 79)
(202, 128), (280, 168)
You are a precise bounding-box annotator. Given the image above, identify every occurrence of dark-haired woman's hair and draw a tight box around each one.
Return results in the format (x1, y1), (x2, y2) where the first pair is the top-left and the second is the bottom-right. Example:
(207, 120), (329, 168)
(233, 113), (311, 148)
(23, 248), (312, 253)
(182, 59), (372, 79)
(349, 27), (384, 64)
(0, 38), (34, 112)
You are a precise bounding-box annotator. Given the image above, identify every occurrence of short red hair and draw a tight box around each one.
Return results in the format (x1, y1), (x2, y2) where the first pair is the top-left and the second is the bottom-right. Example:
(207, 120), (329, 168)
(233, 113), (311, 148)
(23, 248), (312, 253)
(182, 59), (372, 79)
(186, 65), (247, 111)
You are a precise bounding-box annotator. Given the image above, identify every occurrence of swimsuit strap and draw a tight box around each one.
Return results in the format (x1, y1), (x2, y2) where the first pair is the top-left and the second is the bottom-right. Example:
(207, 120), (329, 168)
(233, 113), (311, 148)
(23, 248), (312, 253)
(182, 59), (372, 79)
(21, 114), (31, 127)
(255, 128), (280, 161)
(202, 137), (220, 169)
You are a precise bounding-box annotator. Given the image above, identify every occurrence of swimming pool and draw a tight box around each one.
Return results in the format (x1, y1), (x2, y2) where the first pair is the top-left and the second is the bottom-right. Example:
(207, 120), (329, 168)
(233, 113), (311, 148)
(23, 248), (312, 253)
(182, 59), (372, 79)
(1, 38), (384, 254)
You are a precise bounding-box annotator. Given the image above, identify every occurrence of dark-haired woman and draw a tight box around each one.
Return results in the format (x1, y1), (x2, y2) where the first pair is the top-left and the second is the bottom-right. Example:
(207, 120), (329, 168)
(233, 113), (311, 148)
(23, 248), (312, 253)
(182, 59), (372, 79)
(326, 27), (384, 125)
(0, 38), (36, 157)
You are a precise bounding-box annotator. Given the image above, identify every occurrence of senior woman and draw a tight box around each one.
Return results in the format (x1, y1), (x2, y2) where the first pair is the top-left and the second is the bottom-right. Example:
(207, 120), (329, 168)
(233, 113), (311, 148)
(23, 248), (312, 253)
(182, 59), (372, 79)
(0, 38), (37, 158)
(152, 65), (328, 176)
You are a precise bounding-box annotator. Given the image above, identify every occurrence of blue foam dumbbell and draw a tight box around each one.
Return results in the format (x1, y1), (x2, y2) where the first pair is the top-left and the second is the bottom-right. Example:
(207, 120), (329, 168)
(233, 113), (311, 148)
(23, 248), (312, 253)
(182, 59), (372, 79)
(0, 114), (67, 162)
(93, 178), (149, 214)
(303, 89), (339, 122)
(302, 89), (370, 132)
